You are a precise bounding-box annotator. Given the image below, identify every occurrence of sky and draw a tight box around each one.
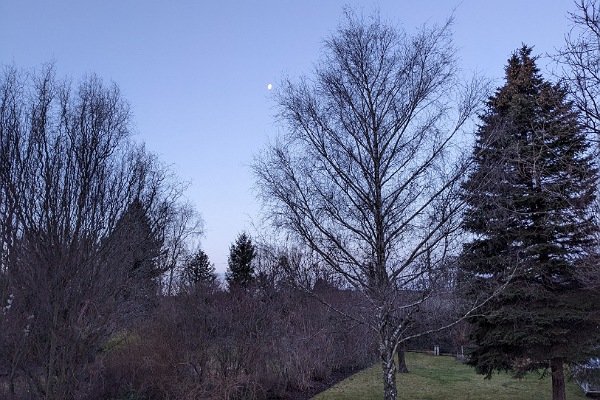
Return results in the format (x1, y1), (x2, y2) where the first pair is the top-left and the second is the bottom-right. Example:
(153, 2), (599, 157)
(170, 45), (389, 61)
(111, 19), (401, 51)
(1, 0), (573, 273)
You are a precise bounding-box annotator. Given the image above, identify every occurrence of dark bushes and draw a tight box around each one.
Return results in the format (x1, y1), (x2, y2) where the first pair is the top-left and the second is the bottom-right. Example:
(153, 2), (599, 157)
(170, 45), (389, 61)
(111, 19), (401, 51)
(93, 284), (376, 400)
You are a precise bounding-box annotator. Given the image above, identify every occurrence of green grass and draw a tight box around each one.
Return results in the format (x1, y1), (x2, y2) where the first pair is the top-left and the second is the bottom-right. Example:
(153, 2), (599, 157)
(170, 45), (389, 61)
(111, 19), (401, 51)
(313, 352), (587, 400)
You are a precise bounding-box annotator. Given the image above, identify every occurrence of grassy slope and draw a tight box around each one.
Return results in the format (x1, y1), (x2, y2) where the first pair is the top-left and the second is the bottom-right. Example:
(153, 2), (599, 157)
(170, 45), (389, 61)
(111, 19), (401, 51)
(313, 352), (587, 400)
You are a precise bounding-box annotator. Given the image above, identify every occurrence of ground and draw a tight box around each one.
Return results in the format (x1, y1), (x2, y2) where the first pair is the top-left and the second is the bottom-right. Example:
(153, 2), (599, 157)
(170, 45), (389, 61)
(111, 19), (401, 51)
(312, 352), (588, 400)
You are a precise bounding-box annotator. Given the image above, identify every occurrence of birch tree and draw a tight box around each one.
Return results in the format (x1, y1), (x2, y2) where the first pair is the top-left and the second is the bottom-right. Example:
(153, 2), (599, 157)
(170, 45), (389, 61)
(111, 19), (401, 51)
(254, 12), (484, 400)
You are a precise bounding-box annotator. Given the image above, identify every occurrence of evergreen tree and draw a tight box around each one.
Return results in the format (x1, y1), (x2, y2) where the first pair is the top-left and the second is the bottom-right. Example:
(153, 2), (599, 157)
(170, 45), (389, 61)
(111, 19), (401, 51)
(225, 232), (256, 288)
(112, 199), (162, 285)
(460, 46), (600, 400)
(108, 198), (163, 321)
(184, 249), (217, 286)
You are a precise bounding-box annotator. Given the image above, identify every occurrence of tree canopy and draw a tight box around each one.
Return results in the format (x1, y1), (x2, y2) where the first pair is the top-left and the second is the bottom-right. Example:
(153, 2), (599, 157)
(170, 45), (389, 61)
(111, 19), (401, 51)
(226, 232), (256, 288)
(460, 46), (600, 400)
(184, 248), (217, 287)
(254, 12), (484, 400)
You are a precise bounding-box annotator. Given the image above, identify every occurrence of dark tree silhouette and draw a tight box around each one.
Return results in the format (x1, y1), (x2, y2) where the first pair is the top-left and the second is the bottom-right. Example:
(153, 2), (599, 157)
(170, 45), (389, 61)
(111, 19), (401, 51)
(0, 65), (188, 399)
(108, 198), (163, 318)
(461, 46), (600, 400)
(184, 248), (217, 287)
(226, 232), (256, 289)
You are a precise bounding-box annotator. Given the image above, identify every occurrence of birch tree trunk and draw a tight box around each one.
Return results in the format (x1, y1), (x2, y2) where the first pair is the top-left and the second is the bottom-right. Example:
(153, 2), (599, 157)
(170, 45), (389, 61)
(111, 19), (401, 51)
(381, 341), (398, 400)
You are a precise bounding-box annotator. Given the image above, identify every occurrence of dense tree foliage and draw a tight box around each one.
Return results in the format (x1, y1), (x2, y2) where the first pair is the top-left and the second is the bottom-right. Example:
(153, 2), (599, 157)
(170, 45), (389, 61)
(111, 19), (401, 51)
(226, 232), (256, 288)
(460, 46), (600, 400)
(108, 198), (163, 320)
(183, 248), (217, 287)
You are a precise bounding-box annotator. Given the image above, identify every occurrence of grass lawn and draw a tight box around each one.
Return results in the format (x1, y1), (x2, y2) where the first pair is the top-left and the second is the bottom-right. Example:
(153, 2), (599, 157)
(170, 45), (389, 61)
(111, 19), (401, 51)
(313, 352), (588, 400)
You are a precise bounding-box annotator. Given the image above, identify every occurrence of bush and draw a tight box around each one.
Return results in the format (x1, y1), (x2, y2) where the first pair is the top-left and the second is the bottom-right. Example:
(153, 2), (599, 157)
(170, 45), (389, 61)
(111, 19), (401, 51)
(93, 284), (376, 400)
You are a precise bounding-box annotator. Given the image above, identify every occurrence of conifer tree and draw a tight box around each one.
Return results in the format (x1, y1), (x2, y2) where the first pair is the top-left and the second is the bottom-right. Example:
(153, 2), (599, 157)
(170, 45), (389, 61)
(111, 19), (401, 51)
(225, 232), (256, 289)
(111, 198), (162, 300)
(184, 249), (217, 286)
(460, 46), (600, 400)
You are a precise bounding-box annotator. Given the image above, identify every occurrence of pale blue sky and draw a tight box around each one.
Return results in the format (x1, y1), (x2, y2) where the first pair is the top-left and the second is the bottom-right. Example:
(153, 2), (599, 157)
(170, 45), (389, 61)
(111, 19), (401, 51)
(1, 0), (572, 272)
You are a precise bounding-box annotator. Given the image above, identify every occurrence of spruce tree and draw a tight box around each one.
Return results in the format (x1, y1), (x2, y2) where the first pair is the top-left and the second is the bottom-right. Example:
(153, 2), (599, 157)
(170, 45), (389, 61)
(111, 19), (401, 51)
(108, 198), (162, 323)
(112, 199), (162, 292)
(460, 46), (600, 400)
(184, 249), (217, 286)
(225, 232), (256, 289)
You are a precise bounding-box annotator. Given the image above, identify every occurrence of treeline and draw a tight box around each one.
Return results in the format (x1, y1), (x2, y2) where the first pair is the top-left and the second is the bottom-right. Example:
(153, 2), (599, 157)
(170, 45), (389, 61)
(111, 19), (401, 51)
(0, 66), (378, 400)
(0, 65), (195, 399)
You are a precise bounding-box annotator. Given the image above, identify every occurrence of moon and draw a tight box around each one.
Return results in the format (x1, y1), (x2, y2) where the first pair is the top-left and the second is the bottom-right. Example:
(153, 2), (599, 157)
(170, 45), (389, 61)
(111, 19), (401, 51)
(267, 83), (273, 90)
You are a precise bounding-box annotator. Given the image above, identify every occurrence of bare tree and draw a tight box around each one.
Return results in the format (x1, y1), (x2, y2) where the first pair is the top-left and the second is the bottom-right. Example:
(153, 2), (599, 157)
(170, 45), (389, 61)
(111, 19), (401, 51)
(160, 201), (203, 295)
(558, 0), (600, 139)
(555, 0), (600, 294)
(0, 65), (192, 399)
(254, 12), (485, 400)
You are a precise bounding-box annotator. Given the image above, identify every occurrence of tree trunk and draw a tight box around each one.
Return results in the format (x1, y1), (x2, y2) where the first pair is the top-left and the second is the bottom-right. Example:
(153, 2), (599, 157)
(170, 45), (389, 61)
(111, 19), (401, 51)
(9, 374), (15, 396)
(550, 358), (566, 400)
(381, 342), (398, 400)
(397, 343), (409, 373)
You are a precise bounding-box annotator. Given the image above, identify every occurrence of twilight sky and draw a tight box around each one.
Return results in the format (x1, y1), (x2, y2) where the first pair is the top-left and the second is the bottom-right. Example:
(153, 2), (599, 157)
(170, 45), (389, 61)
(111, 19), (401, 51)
(1, 0), (572, 272)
